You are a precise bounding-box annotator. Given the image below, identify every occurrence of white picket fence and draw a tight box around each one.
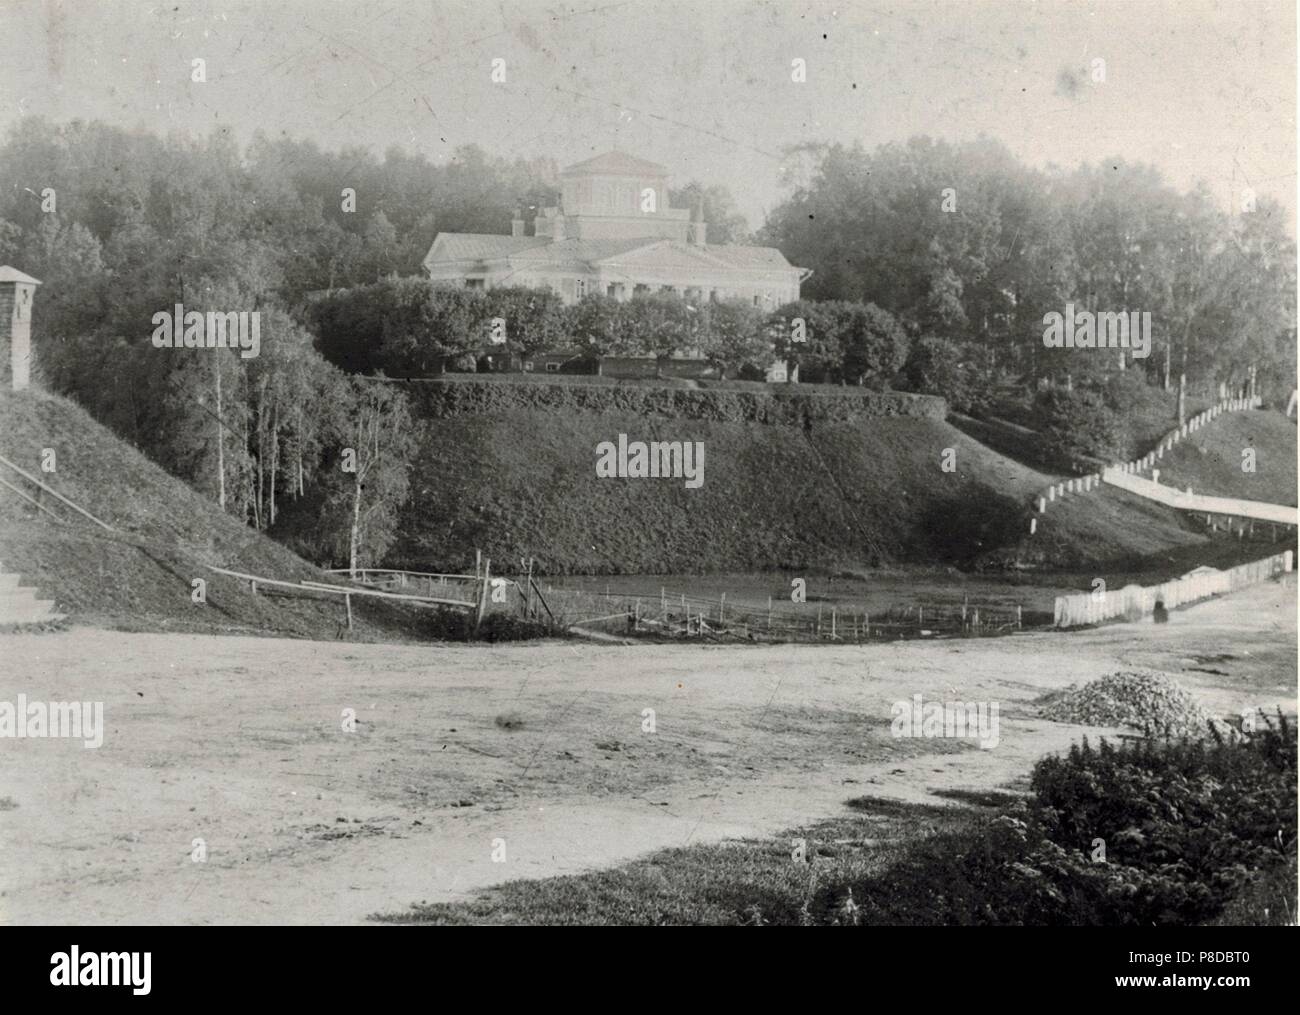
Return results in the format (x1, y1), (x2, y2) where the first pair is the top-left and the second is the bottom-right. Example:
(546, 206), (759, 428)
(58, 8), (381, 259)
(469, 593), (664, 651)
(1029, 394), (1264, 529)
(1053, 550), (1293, 628)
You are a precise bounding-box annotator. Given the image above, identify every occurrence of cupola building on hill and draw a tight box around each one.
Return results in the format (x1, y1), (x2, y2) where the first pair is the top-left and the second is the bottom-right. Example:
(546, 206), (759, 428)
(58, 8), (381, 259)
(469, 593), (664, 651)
(422, 151), (810, 309)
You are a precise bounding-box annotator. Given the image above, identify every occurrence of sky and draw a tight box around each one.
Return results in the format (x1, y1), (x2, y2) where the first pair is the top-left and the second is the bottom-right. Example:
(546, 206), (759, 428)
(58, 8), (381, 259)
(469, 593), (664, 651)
(1, 0), (1295, 233)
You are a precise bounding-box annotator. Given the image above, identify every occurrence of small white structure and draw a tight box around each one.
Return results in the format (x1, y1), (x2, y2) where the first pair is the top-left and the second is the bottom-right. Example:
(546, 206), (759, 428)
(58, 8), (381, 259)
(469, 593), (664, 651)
(0, 265), (42, 391)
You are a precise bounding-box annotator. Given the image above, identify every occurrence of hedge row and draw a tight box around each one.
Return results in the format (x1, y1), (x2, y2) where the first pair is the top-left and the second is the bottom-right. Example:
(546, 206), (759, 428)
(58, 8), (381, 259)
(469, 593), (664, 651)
(393, 376), (947, 424)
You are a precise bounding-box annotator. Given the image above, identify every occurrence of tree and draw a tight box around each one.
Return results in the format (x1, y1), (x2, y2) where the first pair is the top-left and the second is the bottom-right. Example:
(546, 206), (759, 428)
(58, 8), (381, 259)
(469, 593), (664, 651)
(769, 299), (842, 382)
(312, 278), (490, 376)
(326, 378), (415, 575)
(17, 216), (110, 391)
(484, 286), (567, 355)
(700, 300), (768, 379)
(836, 302), (909, 387)
(622, 291), (703, 373)
(565, 294), (629, 369)
(901, 336), (1005, 415)
(358, 210), (398, 282)
(668, 182), (751, 244)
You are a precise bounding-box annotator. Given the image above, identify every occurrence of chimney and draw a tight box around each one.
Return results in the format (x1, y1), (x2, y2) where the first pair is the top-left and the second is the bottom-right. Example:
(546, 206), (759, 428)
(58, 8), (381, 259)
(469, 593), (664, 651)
(511, 208), (525, 238)
(0, 265), (42, 391)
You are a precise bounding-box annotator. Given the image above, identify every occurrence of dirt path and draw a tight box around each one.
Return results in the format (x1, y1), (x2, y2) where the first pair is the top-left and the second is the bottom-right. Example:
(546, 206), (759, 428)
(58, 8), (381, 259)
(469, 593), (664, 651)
(1, 578), (1293, 925)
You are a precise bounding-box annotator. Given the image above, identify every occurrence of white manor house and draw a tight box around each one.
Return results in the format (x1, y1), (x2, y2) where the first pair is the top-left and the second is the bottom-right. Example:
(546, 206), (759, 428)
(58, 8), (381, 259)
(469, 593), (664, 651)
(422, 151), (810, 310)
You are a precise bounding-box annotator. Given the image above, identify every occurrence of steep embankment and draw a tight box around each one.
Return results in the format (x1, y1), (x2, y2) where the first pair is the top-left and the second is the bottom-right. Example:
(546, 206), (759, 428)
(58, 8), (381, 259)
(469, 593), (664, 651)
(1151, 409), (1297, 507)
(390, 379), (1213, 574)
(0, 388), (432, 639)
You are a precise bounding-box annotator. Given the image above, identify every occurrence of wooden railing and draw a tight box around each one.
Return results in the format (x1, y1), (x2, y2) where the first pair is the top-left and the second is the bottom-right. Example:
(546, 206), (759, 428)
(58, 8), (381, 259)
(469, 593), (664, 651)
(208, 564), (483, 631)
(0, 452), (115, 530)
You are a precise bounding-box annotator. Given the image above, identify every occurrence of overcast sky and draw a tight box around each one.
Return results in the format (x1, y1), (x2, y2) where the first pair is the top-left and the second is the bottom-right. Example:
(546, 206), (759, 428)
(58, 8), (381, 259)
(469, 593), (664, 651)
(2, 0), (1295, 233)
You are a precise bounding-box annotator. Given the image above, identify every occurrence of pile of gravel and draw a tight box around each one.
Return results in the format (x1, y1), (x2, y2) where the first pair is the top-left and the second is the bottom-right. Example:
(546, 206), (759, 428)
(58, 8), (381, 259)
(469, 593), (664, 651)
(1041, 670), (1232, 740)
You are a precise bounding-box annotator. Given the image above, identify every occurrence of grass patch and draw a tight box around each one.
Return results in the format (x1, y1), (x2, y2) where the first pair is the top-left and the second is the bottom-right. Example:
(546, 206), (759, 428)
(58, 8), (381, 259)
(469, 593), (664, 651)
(1154, 410), (1296, 508)
(375, 716), (1297, 926)
(372, 796), (975, 926)
(0, 388), (455, 641)
(390, 408), (1212, 575)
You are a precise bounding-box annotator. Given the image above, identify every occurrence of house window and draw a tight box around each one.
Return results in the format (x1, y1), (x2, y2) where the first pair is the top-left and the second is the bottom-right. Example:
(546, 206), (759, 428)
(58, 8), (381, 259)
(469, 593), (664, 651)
(545, 362), (561, 373)
(466, 278), (485, 289)
(753, 294), (761, 307)
(575, 278), (587, 298)
(633, 283), (649, 294)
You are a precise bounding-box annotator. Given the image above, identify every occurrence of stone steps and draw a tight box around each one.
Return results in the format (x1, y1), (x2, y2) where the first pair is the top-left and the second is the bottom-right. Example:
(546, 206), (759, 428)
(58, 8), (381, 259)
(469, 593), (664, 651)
(0, 569), (65, 625)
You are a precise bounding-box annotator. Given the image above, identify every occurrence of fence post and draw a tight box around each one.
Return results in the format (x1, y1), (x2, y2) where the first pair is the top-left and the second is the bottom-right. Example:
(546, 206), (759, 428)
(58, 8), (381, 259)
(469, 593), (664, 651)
(474, 559), (491, 634)
(719, 592), (725, 623)
(345, 592), (353, 631)
(1016, 604), (1022, 629)
(865, 611), (870, 639)
(831, 607), (836, 639)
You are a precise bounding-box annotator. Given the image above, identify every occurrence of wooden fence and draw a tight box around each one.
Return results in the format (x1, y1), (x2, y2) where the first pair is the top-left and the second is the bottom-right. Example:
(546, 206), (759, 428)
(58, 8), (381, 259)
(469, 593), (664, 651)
(1028, 394), (1268, 532)
(210, 562), (488, 632)
(541, 584), (1033, 643)
(1053, 550), (1293, 628)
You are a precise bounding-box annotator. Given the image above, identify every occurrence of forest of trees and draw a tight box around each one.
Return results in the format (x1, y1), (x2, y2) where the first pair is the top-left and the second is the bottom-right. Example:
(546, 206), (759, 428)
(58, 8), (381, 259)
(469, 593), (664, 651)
(0, 117), (1294, 567)
(760, 136), (1296, 398)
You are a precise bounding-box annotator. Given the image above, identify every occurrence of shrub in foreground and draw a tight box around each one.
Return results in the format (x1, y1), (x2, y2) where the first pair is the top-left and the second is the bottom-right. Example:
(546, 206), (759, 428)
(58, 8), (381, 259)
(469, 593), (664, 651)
(834, 713), (1296, 925)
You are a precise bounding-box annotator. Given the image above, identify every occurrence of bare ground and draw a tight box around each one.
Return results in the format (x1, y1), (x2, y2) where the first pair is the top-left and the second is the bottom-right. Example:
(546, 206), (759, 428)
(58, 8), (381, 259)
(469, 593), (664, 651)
(1, 577), (1294, 925)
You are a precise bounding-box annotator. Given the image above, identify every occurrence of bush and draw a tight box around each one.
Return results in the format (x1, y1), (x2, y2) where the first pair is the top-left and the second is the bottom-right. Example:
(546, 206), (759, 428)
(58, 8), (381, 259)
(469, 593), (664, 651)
(395, 376), (947, 425)
(834, 713), (1297, 925)
(900, 337), (1012, 415)
(1034, 386), (1125, 467)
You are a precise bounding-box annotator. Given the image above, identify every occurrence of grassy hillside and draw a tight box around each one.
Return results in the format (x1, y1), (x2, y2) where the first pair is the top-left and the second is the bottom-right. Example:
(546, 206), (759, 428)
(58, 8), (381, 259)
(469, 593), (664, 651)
(0, 388), (440, 640)
(391, 403), (1215, 574)
(1152, 409), (1296, 507)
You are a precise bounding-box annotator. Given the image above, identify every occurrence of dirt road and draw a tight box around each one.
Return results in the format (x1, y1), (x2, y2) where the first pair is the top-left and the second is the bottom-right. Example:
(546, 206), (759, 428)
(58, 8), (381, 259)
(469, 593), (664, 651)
(1, 578), (1293, 924)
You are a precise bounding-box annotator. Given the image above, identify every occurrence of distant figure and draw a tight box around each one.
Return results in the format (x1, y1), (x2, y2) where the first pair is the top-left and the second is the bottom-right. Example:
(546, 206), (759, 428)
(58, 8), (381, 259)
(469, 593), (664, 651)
(1153, 599), (1169, 624)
